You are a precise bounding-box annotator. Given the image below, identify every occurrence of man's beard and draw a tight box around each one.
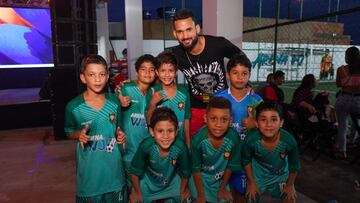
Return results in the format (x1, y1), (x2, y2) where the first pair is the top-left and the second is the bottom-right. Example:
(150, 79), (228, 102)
(182, 35), (199, 52)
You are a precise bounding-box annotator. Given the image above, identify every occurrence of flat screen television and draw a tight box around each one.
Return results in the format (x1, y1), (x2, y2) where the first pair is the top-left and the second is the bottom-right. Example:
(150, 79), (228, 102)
(0, 7), (54, 68)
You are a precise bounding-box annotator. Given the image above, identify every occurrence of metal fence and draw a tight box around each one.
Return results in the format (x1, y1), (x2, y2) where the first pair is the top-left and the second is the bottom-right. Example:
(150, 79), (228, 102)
(242, 0), (360, 103)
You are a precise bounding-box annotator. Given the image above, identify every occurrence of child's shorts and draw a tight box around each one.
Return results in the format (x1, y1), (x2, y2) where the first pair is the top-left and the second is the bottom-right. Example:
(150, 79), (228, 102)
(229, 170), (247, 194)
(259, 181), (287, 199)
(246, 181), (288, 202)
(76, 186), (127, 203)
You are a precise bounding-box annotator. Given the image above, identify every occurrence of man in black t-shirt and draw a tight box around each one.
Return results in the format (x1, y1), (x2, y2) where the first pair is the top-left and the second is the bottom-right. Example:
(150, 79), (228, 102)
(171, 8), (243, 137)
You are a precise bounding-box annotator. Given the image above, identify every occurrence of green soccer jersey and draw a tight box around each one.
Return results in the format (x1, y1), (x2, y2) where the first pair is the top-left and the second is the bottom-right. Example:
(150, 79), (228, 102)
(129, 137), (191, 202)
(190, 127), (242, 202)
(117, 82), (150, 165)
(64, 93), (125, 197)
(243, 128), (300, 189)
(145, 84), (191, 141)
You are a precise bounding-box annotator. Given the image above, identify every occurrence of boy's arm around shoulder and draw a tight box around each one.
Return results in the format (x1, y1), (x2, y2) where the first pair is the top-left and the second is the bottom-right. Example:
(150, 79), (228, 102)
(178, 85), (191, 147)
(189, 129), (206, 173)
(241, 129), (259, 167)
(242, 129), (261, 200)
(129, 138), (150, 177)
(281, 129), (300, 173)
(175, 139), (192, 202)
(189, 131), (206, 202)
(175, 138), (191, 178)
(178, 84), (191, 119)
(226, 129), (242, 171)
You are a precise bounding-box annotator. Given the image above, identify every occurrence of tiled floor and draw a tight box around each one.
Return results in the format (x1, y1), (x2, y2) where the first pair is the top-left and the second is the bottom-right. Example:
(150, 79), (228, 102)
(0, 127), (359, 203)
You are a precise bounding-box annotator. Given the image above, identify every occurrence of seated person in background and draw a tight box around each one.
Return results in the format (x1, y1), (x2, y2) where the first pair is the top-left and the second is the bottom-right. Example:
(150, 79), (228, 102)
(263, 70), (285, 103)
(290, 74), (316, 120)
(308, 91), (336, 125)
(255, 73), (274, 99)
(112, 48), (129, 90)
(306, 91), (338, 146)
(113, 67), (129, 89)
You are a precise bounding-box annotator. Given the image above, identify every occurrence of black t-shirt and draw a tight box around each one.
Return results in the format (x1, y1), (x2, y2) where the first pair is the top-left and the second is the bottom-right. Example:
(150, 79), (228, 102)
(171, 35), (242, 109)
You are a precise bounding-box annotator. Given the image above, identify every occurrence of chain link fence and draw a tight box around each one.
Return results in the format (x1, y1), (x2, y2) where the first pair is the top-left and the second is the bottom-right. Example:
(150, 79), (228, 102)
(242, 0), (360, 103)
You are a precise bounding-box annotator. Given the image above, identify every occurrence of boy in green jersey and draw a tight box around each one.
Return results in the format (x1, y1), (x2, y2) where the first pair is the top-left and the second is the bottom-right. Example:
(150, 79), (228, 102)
(64, 54), (127, 203)
(146, 51), (191, 146)
(129, 107), (191, 203)
(190, 96), (242, 203)
(117, 54), (157, 177)
(243, 101), (300, 203)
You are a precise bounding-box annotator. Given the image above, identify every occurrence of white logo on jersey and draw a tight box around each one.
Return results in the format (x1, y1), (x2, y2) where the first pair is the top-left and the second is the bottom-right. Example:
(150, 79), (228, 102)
(106, 138), (116, 153)
(89, 135), (104, 141)
(214, 171), (224, 180)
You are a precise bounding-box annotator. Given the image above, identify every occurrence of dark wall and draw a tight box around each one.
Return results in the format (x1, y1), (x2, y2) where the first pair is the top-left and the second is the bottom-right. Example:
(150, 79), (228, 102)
(108, 0), (202, 24)
(0, 68), (49, 90)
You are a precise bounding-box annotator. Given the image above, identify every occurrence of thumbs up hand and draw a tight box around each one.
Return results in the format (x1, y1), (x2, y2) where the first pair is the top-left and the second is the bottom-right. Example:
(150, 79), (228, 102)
(79, 124), (90, 149)
(149, 88), (166, 107)
(241, 106), (256, 129)
(118, 88), (131, 107)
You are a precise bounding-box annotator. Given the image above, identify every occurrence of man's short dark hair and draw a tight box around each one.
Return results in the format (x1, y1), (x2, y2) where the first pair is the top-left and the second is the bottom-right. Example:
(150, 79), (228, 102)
(227, 53), (252, 72)
(173, 8), (196, 24)
(156, 51), (178, 70)
(207, 97), (232, 111)
(80, 54), (108, 74)
(149, 107), (178, 130)
(274, 70), (285, 79)
(256, 101), (283, 120)
(135, 54), (158, 72)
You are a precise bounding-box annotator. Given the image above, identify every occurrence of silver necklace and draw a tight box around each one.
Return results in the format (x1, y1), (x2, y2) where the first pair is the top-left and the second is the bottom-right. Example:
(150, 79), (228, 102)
(185, 51), (201, 67)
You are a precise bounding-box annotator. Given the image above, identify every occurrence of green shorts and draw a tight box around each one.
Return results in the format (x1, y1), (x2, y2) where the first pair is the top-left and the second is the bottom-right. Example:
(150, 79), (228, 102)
(76, 187), (127, 203)
(246, 181), (288, 203)
(259, 181), (287, 199)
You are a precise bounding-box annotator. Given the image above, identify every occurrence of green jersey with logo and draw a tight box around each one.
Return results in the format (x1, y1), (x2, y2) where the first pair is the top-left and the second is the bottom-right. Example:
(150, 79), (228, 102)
(64, 93), (125, 197)
(145, 84), (191, 140)
(243, 128), (300, 190)
(129, 137), (191, 201)
(117, 82), (150, 166)
(190, 127), (242, 202)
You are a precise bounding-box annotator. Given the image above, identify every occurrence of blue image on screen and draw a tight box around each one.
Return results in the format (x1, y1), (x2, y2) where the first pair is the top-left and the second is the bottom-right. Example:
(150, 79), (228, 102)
(0, 7), (54, 68)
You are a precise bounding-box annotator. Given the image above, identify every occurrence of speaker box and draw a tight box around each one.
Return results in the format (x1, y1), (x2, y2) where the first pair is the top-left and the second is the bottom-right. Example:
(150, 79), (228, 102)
(50, 0), (97, 139)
